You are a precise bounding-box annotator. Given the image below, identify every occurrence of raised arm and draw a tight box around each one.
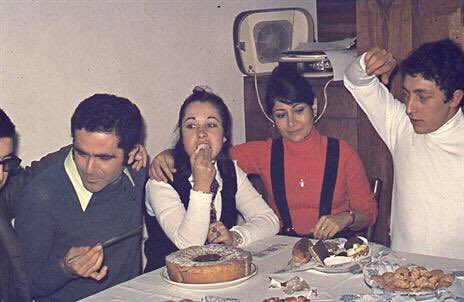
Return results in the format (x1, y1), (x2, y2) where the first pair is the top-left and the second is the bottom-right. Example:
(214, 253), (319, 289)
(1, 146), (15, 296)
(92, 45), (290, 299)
(344, 48), (409, 150)
(364, 47), (397, 85)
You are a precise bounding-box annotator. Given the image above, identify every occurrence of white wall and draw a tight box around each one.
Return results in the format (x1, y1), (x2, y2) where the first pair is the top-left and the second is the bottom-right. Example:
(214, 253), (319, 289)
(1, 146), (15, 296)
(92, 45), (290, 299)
(0, 0), (316, 165)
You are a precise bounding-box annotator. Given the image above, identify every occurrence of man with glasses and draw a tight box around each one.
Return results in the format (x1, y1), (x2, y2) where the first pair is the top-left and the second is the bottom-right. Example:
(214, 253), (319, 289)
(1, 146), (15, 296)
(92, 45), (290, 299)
(0, 155), (21, 179)
(0, 109), (21, 189)
(0, 151), (21, 187)
(0, 108), (22, 220)
(0, 108), (30, 302)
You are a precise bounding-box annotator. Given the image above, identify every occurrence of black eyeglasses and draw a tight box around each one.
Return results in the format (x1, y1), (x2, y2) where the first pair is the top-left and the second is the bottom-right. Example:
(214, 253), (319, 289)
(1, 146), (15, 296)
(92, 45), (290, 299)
(0, 156), (21, 172)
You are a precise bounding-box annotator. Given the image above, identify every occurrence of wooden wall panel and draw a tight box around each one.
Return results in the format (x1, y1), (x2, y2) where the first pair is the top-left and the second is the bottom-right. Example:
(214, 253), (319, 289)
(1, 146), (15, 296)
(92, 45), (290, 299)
(357, 0), (464, 62)
(243, 76), (278, 142)
(356, 0), (413, 59)
(317, 81), (358, 119)
(316, 119), (358, 150)
(411, 0), (464, 48)
(449, 8), (464, 46)
(317, 0), (356, 42)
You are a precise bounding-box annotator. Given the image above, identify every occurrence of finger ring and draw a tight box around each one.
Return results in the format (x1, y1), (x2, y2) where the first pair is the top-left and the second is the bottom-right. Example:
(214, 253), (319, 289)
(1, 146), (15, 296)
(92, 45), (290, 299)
(322, 226), (327, 231)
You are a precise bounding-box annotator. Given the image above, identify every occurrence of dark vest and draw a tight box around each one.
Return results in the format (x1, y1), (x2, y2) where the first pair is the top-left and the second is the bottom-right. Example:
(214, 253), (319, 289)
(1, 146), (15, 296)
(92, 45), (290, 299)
(144, 159), (238, 272)
(271, 136), (354, 238)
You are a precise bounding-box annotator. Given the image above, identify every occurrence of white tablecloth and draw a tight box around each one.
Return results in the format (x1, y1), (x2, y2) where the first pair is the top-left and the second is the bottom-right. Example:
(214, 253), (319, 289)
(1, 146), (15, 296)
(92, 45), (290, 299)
(79, 236), (464, 302)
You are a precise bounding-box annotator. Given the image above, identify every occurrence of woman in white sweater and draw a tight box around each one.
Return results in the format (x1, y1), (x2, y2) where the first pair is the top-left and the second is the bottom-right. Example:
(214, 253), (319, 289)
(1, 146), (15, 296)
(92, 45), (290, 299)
(144, 86), (279, 271)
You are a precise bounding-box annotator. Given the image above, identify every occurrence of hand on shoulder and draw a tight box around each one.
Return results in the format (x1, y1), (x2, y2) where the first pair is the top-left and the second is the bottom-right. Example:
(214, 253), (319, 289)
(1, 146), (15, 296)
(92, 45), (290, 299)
(149, 149), (176, 182)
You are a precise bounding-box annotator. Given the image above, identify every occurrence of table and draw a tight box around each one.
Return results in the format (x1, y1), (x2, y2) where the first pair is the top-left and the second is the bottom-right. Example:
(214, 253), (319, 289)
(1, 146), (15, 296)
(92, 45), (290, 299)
(80, 236), (464, 302)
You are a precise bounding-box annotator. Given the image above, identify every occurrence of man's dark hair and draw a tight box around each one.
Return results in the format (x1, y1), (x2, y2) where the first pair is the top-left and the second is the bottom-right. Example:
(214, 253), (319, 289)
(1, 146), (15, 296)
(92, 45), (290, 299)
(0, 109), (16, 139)
(71, 94), (143, 156)
(401, 39), (464, 105)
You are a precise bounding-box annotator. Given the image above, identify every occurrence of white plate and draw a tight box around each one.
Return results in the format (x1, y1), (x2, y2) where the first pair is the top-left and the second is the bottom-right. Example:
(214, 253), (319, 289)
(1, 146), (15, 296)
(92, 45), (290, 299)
(313, 260), (361, 273)
(161, 263), (257, 290)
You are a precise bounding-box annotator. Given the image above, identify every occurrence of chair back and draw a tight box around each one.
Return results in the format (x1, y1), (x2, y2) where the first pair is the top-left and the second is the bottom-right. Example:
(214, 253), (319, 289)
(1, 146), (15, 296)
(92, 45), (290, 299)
(366, 178), (382, 241)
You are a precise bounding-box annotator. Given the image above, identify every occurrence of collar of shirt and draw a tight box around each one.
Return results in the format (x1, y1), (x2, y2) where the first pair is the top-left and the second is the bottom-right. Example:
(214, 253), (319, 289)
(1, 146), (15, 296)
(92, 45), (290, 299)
(430, 108), (464, 136)
(64, 149), (135, 211)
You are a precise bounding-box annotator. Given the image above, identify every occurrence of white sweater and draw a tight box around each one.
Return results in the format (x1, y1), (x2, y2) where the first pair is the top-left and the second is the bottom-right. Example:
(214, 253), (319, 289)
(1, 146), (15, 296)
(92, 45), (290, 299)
(145, 160), (279, 249)
(344, 54), (464, 260)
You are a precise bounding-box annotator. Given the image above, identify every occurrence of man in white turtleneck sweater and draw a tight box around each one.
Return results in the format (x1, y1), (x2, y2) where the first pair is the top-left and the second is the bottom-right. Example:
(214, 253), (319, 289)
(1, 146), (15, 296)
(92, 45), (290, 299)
(344, 39), (464, 260)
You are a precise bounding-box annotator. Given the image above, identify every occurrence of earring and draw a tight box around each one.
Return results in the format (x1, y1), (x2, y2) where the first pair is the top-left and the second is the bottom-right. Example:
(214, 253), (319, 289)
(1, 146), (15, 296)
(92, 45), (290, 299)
(271, 123), (275, 128)
(313, 114), (319, 124)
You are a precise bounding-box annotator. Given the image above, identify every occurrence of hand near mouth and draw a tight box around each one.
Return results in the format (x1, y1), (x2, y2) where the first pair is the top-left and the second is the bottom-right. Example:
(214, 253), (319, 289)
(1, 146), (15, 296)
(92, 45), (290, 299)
(191, 144), (216, 193)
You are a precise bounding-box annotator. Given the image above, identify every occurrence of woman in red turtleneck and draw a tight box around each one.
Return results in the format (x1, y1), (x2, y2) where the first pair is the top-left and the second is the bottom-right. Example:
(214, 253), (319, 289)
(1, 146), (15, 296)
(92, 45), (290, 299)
(151, 66), (377, 240)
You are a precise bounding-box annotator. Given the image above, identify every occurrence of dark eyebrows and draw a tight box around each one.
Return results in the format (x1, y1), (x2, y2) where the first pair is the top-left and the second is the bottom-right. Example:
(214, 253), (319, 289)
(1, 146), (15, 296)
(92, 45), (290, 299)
(414, 89), (433, 95)
(402, 85), (432, 94)
(207, 116), (220, 122)
(183, 116), (221, 124)
(182, 117), (196, 124)
(73, 146), (88, 156)
(73, 146), (116, 159)
(273, 102), (305, 112)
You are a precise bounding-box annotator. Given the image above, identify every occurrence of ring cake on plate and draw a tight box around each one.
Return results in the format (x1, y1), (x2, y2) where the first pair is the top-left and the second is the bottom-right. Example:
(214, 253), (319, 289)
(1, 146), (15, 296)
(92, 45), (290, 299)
(165, 244), (252, 284)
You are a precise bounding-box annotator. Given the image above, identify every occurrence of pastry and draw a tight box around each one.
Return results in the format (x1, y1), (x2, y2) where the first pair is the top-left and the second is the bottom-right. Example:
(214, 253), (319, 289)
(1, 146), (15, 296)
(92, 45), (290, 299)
(372, 267), (455, 292)
(309, 240), (330, 265)
(291, 238), (313, 264)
